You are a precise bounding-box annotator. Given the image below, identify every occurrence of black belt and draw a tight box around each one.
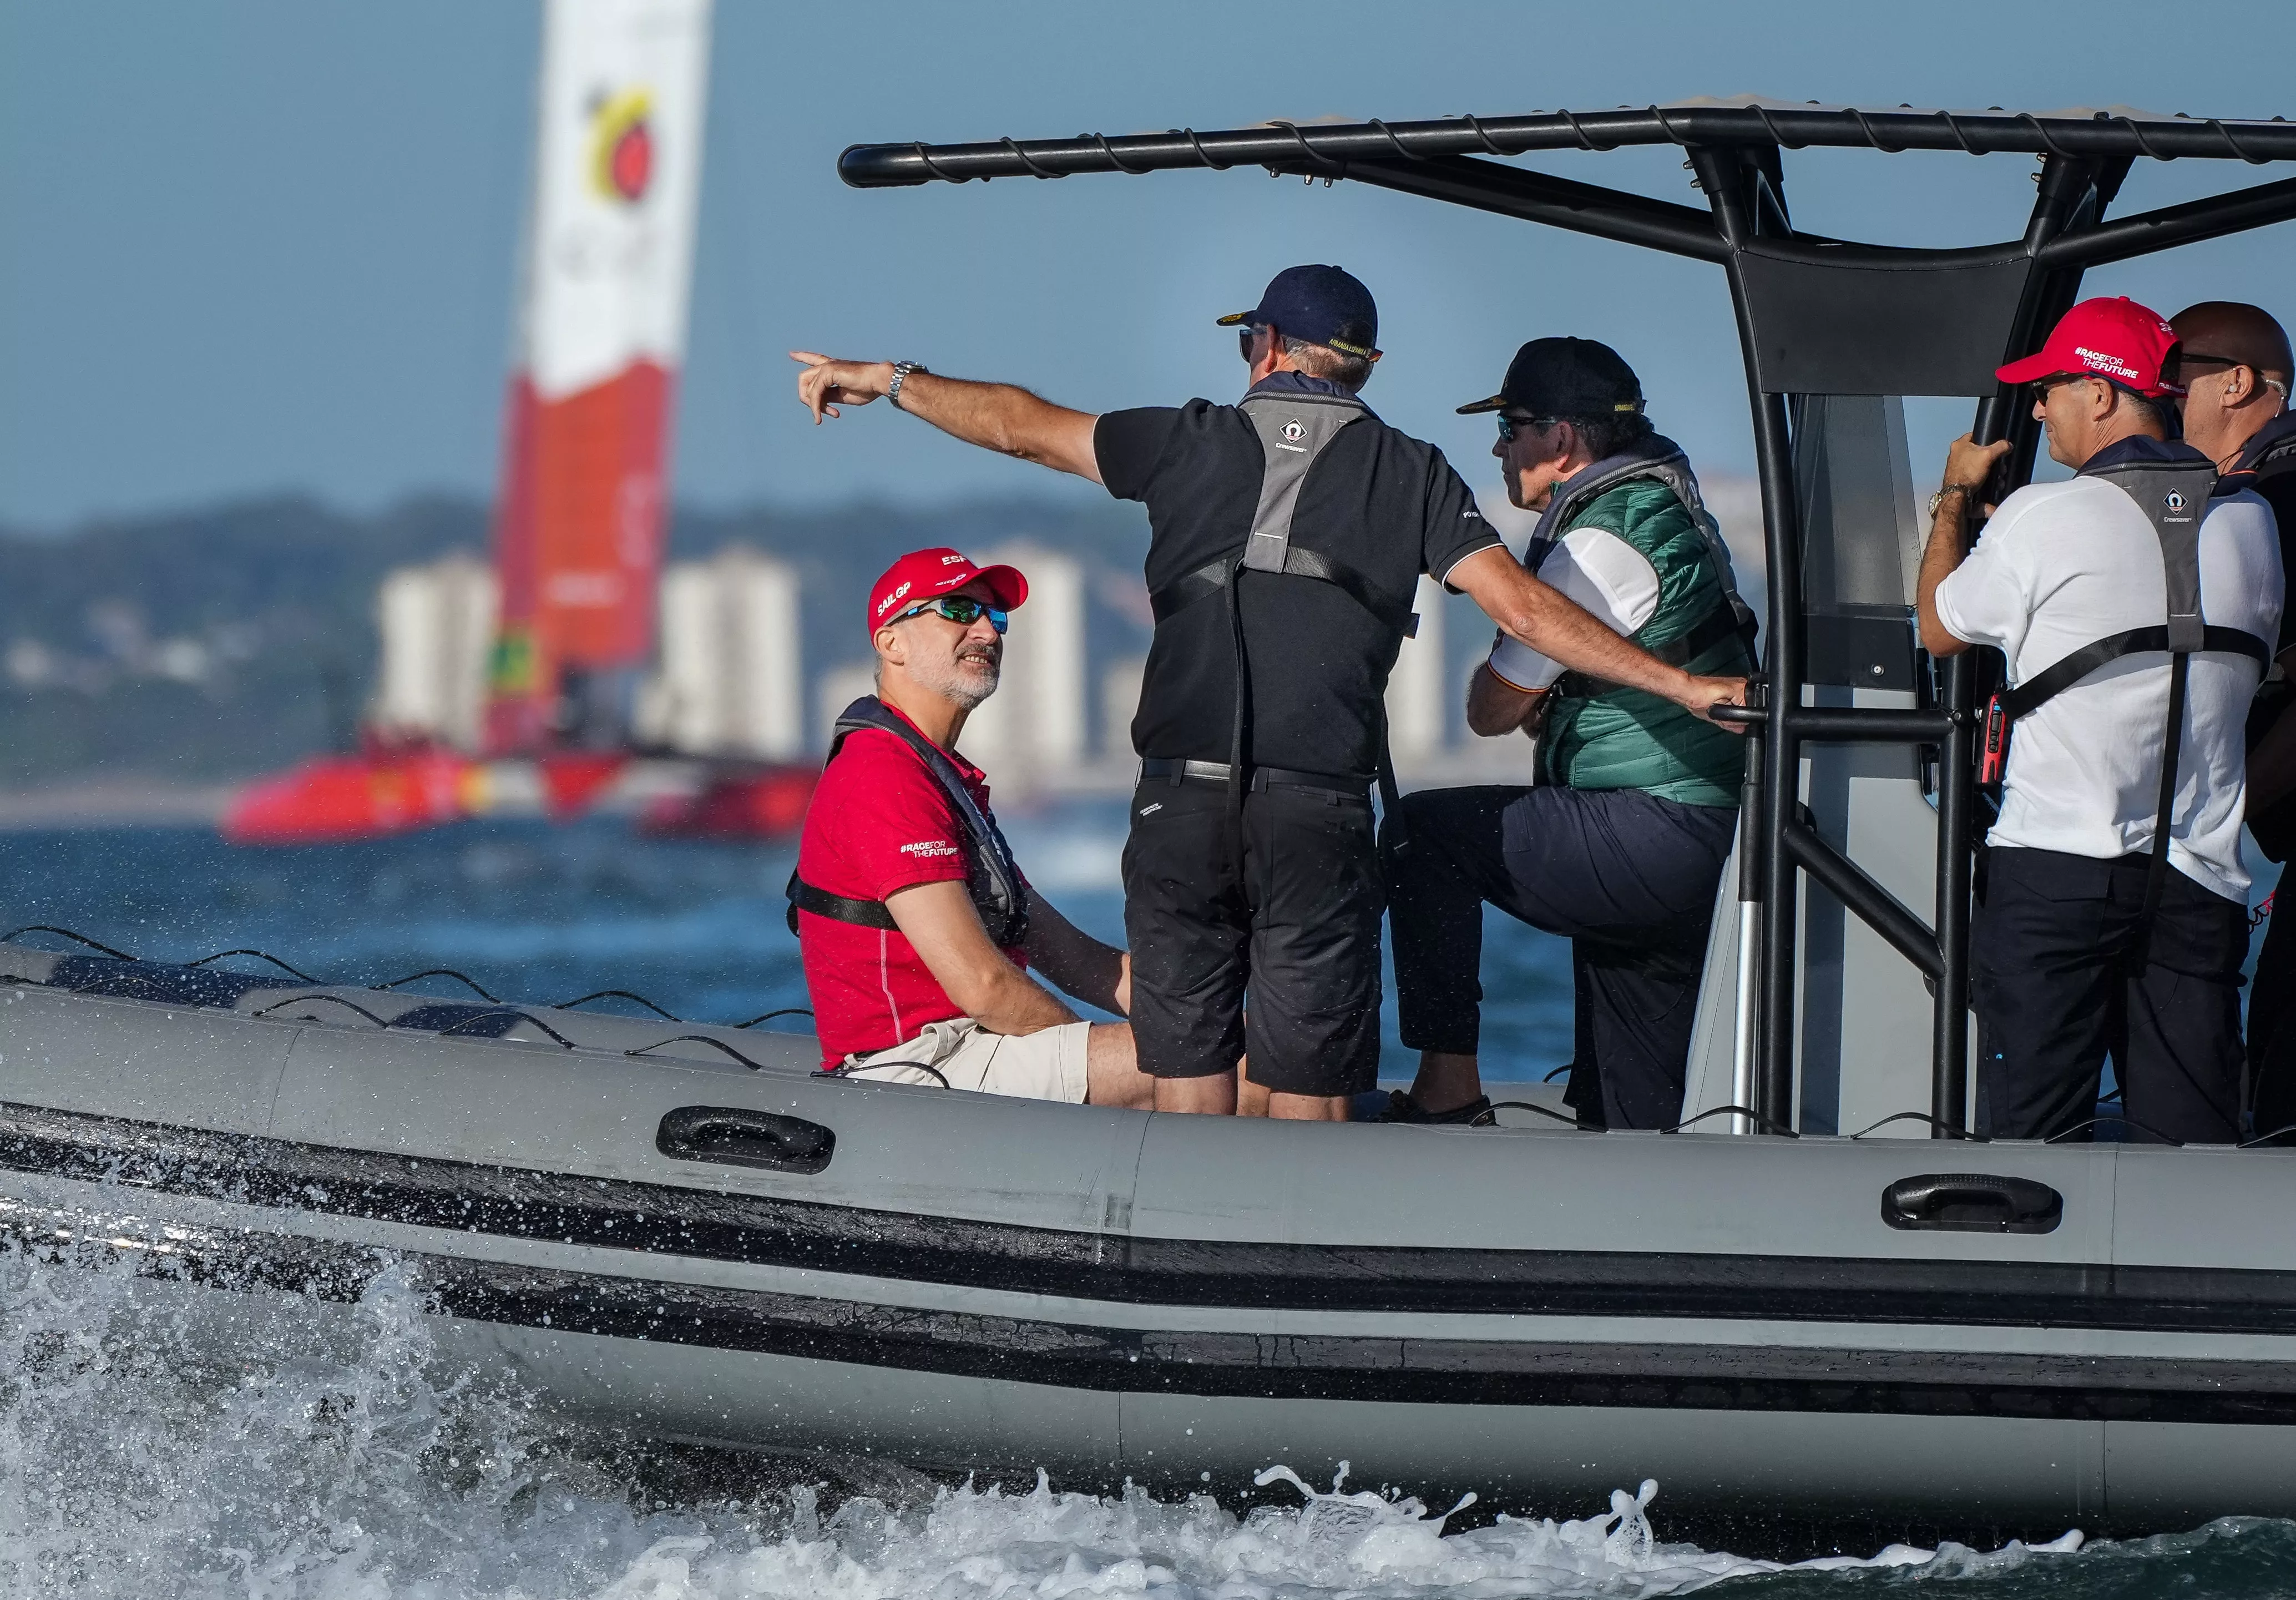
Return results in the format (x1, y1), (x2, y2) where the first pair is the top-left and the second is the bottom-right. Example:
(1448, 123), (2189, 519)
(1139, 758), (1367, 795)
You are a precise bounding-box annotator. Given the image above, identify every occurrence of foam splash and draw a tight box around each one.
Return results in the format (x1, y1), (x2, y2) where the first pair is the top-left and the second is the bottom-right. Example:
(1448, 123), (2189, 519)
(0, 1236), (2229, 1600)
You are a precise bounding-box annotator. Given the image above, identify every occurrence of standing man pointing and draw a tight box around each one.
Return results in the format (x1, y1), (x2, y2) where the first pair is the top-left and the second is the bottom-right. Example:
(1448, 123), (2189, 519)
(796, 266), (1743, 1119)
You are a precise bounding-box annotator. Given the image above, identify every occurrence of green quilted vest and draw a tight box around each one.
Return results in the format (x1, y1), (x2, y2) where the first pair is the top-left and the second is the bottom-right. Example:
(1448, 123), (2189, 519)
(1540, 476), (1747, 807)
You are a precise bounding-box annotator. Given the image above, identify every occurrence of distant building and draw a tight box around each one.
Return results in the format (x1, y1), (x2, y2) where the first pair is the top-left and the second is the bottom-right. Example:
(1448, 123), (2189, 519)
(638, 546), (803, 759)
(374, 554), (496, 749)
(1385, 574), (1447, 763)
(955, 542), (1086, 781)
(816, 661), (880, 748)
(1101, 656), (1145, 764)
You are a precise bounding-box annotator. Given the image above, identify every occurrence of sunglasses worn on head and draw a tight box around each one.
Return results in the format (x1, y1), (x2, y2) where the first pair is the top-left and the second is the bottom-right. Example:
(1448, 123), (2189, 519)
(894, 595), (1007, 633)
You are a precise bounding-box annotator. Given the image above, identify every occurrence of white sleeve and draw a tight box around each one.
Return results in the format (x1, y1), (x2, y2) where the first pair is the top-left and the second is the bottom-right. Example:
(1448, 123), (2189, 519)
(1931, 493), (2035, 659)
(1486, 526), (1662, 691)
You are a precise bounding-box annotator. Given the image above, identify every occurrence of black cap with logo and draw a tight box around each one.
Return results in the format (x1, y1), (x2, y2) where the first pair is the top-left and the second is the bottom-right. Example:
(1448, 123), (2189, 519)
(1458, 337), (1645, 418)
(1216, 265), (1380, 359)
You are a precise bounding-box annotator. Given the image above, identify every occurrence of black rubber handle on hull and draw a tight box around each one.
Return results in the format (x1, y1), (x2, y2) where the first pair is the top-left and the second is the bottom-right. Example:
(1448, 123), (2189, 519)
(1881, 1172), (2062, 1234)
(656, 1106), (836, 1174)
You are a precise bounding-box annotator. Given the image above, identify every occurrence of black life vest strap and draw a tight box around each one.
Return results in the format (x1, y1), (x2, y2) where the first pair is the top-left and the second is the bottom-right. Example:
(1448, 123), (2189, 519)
(1149, 548), (1419, 638)
(783, 696), (1030, 946)
(786, 877), (898, 932)
(1999, 625), (2272, 720)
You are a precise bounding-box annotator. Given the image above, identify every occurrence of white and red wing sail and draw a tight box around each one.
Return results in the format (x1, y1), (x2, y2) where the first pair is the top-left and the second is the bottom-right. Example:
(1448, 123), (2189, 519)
(487, 0), (712, 752)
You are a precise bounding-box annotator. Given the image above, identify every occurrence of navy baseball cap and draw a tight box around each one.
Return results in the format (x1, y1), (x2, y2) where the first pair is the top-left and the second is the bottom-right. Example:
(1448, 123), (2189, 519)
(1458, 337), (1645, 417)
(1216, 265), (1380, 359)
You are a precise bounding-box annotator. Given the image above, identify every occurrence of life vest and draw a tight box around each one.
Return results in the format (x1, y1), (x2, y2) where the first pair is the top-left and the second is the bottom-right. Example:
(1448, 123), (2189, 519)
(1535, 439), (1759, 805)
(784, 697), (1030, 947)
(1145, 387), (1412, 819)
(1977, 449), (2270, 936)
(2231, 413), (2296, 860)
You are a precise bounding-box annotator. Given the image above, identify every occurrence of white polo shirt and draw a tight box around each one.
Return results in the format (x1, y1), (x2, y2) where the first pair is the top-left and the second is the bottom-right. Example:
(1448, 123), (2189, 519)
(1487, 527), (1661, 689)
(1934, 472), (2281, 902)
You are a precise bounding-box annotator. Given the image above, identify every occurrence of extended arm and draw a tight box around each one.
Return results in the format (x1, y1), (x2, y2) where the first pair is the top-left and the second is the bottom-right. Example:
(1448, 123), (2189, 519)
(1021, 892), (1130, 1016)
(792, 354), (1102, 482)
(1447, 547), (1744, 723)
(1466, 660), (1546, 738)
(884, 880), (1079, 1036)
(1916, 435), (2012, 657)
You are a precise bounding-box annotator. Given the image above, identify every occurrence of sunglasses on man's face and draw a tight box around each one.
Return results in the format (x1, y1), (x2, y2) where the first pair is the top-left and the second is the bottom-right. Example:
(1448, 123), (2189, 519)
(1495, 413), (1552, 444)
(1237, 325), (1265, 361)
(2161, 351), (2244, 387)
(894, 595), (1008, 633)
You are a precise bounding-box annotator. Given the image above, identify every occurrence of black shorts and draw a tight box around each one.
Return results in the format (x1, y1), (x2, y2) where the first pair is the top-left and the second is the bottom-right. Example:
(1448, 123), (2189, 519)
(1121, 776), (1384, 1096)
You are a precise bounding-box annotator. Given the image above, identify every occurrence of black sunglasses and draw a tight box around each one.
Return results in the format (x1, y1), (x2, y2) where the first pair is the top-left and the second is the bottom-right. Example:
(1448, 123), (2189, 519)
(893, 595), (1008, 633)
(1237, 324), (1264, 361)
(2161, 350), (2244, 385)
(1495, 412), (1553, 443)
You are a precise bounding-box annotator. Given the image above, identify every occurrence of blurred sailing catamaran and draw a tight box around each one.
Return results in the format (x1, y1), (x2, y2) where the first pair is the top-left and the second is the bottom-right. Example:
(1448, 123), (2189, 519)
(225, 0), (815, 845)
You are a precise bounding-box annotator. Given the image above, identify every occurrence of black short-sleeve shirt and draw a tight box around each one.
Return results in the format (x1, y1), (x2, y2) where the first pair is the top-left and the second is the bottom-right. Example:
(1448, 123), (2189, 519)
(1096, 396), (1500, 777)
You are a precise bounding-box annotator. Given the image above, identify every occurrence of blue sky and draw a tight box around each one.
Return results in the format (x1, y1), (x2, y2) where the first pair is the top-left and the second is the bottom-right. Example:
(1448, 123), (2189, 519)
(1, 0), (2291, 532)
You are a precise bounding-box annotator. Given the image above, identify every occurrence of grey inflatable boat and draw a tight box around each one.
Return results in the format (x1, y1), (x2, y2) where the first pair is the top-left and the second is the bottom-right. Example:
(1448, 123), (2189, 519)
(3, 933), (2294, 1535)
(13, 99), (2296, 1536)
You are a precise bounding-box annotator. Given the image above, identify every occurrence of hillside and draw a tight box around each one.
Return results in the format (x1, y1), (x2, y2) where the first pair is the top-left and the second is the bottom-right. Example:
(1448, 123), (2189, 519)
(0, 494), (1155, 786)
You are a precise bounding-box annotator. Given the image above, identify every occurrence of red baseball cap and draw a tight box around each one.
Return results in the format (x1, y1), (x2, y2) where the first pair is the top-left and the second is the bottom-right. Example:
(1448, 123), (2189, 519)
(1995, 296), (2186, 398)
(866, 548), (1029, 634)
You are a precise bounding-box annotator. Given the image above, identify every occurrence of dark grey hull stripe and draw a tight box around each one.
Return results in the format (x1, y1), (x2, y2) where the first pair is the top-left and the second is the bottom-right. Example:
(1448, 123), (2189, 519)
(7, 1100), (2296, 1337)
(6, 1187), (2294, 1425)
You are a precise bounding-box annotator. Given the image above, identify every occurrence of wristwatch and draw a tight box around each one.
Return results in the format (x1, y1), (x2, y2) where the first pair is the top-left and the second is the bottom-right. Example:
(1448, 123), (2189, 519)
(888, 361), (927, 410)
(1928, 482), (1978, 517)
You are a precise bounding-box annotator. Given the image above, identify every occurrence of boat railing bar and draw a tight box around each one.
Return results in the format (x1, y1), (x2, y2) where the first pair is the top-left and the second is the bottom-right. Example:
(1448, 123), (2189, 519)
(1714, 704), (1963, 742)
(837, 107), (2296, 191)
(0, 925), (136, 962)
(1781, 820), (1944, 982)
(185, 948), (323, 985)
(2037, 173), (2296, 269)
(1330, 156), (1730, 263)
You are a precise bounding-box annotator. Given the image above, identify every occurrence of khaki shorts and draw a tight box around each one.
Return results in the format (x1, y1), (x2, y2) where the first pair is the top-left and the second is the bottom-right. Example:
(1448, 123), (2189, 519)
(841, 1017), (1090, 1103)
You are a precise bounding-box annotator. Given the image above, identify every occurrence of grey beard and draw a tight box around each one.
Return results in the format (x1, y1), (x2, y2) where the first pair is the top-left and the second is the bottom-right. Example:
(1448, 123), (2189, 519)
(914, 651), (1000, 711)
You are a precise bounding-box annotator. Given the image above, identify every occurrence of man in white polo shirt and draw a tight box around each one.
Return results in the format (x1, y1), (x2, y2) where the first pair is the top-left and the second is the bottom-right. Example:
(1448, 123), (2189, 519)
(1916, 296), (2283, 1144)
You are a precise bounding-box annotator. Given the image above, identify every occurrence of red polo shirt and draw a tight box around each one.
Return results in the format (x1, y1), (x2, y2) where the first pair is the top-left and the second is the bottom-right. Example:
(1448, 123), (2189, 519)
(795, 709), (1028, 1066)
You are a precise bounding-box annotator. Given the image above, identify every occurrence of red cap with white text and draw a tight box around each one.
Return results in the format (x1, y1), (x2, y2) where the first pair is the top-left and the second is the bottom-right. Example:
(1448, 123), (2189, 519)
(866, 548), (1029, 634)
(1995, 296), (2186, 398)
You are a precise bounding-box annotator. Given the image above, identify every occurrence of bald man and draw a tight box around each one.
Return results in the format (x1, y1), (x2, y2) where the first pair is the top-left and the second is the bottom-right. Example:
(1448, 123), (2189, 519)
(2171, 302), (2296, 1139)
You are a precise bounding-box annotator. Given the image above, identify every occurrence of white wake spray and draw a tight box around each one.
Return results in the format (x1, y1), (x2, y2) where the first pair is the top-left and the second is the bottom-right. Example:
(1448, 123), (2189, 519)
(0, 1237), (2106, 1599)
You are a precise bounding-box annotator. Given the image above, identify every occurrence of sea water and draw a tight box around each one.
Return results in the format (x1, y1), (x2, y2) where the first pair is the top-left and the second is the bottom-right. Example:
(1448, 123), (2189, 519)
(0, 810), (2290, 1596)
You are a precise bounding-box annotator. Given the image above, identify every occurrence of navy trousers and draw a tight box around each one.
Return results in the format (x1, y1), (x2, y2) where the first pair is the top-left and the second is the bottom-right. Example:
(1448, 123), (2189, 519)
(1971, 846), (2246, 1144)
(1384, 785), (1736, 1129)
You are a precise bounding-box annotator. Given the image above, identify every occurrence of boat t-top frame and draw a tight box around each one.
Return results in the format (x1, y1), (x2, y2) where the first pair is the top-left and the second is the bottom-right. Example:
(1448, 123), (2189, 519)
(839, 102), (2296, 1138)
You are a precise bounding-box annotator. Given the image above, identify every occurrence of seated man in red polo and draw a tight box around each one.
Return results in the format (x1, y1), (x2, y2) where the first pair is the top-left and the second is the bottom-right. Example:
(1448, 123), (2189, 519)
(789, 548), (1156, 1106)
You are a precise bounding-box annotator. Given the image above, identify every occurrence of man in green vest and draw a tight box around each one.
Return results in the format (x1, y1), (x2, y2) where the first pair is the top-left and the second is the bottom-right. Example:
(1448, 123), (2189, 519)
(1384, 339), (1753, 1129)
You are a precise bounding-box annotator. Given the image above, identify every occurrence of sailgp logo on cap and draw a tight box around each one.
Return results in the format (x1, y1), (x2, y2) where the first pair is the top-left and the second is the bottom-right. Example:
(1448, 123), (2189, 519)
(876, 581), (912, 618)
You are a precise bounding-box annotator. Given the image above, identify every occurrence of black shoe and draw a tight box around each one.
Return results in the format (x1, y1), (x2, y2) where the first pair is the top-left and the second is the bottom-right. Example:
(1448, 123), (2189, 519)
(1378, 1089), (1493, 1125)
